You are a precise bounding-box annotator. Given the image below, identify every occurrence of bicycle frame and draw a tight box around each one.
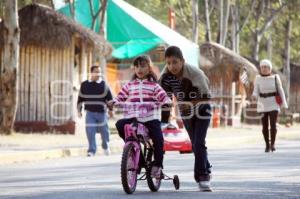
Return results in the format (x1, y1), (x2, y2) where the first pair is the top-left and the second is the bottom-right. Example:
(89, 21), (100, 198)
(120, 119), (180, 194)
(124, 122), (150, 172)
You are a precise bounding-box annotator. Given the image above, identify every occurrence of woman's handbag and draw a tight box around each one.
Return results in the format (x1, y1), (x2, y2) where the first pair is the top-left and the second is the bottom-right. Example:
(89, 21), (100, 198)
(275, 75), (283, 106)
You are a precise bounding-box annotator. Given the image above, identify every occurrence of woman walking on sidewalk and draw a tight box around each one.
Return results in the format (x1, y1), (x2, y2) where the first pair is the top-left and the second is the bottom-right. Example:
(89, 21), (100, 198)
(251, 59), (288, 152)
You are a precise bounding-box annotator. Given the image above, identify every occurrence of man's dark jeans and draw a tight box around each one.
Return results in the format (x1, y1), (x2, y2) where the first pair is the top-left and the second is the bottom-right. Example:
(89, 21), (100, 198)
(183, 104), (212, 182)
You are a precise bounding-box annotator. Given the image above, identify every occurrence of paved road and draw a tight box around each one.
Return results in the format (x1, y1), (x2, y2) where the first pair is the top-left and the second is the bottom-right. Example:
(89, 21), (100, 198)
(0, 140), (299, 199)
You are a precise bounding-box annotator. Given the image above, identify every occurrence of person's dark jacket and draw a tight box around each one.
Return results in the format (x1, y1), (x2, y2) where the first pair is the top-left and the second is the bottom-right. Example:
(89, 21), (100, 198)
(77, 80), (113, 113)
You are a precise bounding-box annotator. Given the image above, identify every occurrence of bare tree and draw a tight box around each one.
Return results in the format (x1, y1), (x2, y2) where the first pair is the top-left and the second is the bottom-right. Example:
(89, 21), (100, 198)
(204, 0), (211, 42)
(50, 0), (55, 9)
(230, 3), (239, 53)
(267, 36), (272, 60)
(230, 0), (255, 54)
(88, 0), (105, 31)
(192, 0), (198, 43)
(283, 20), (291, 104)
(66, 0), (75, 19)
(251, 0), (286, 60)
(218, 0), (224, 44)
(0, 0), (20, 134)
(218, 0), (230, 46)
(50, 0), (55, 10)
(87, 0), (108, 79)
(99, 0), (107, 35)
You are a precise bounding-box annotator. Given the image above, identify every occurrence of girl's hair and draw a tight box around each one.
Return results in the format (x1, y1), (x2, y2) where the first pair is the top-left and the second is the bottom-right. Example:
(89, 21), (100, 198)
(131, 55), (157, 81)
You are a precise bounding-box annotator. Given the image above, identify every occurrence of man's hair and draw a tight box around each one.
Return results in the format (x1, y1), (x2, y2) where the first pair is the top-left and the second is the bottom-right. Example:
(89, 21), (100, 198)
(90, 65), (99, 72)
(165, 46), (184, 60)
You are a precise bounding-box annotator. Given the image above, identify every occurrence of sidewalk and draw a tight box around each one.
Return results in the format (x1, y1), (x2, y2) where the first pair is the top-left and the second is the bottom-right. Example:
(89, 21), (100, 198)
(0, 120), (299, 165)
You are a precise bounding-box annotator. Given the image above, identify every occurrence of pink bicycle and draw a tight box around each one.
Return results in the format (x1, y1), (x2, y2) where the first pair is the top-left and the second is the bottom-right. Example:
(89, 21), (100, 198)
(120, 118), (180, 194)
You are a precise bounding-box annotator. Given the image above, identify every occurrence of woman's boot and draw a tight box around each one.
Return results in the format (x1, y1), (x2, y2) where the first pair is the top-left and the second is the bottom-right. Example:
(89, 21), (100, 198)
(270, 129), (277, 152)
(262, 130), (270, 152)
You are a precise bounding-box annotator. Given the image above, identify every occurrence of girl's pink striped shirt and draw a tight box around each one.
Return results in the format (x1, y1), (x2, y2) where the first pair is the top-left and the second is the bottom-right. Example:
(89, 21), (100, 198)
(113, 78), (171, 122)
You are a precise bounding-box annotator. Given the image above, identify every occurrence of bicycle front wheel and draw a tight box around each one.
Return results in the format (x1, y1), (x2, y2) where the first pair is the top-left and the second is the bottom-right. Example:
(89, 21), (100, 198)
(121, 143), (138, 194)
(146, 151), (162, 192)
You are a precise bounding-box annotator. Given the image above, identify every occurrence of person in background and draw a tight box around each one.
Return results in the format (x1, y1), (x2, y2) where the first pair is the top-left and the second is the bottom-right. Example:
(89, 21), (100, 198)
(251, 59), (288, 152)
(77, 65), (113, 157)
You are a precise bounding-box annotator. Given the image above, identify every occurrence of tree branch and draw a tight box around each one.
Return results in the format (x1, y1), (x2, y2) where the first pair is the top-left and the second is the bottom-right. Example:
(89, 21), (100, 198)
(88, 0), (95, 18)
(236, 0), (255, 35)
(258, 3), (287, 36)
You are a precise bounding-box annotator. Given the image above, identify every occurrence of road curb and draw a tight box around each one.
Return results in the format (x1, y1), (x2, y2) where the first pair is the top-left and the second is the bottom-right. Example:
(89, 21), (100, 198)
(0, 145), (125, 165)
(0, 128), (298, 165)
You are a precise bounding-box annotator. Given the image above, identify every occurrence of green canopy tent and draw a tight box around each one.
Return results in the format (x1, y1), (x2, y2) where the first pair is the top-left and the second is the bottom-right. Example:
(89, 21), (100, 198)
(59, 0), (200, 67)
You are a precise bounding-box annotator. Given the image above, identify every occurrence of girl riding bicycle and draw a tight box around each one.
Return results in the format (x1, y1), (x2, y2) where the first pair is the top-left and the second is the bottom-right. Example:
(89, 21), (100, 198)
(108, 55), (171, 179)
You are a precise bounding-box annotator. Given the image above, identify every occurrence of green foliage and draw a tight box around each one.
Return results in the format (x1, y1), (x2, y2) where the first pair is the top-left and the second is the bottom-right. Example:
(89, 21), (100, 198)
(124, 0), (192, 39)
(125, 0), (300, 67)
(0, 1), (4, 18)
(125, 0), (169, 25)
(1, 0), (300, 67)
(0, 0), (54, 18)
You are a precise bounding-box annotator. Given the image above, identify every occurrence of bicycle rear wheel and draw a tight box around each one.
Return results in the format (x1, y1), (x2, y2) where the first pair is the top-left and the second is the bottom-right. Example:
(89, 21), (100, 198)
(121, 143), (138, 194)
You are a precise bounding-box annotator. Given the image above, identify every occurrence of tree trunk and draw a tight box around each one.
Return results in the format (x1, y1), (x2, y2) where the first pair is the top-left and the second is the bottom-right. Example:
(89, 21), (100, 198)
(204, 0), (211, 42)
(284, 20), (291, 105)
(0, 0), (20, 135)
(230, 4), (239, 53)
(253, 34), (260, 61)
(250, 0), (286, 60)
(218, 0), (230, 46)
(91, 16), (97, 31)
(221, 0), (230, 46)
(267, 36), (272, 60)
(88, 0), (103, 32)
(99, 0), (107, 35)
(192, 0), (199, 43)
(50, 0), (55, 9)
(67, 0), (75, 19)
(218, 0), (224, 44)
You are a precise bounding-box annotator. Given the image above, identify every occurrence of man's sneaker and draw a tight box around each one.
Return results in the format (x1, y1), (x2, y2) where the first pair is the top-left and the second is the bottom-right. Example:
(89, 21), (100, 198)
(104, 148), (111, 156)
(198, 180), (212, 192)
(87, 152), (95, 157)
(151, 166), (162, 179)
(198, 174), (212, 192)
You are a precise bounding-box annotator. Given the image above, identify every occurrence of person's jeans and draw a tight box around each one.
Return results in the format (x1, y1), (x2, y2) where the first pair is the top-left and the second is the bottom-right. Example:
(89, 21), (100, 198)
(116, 118), (164, 167)
(85, 111), (110, 154)
(183, 104), (212, 182)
